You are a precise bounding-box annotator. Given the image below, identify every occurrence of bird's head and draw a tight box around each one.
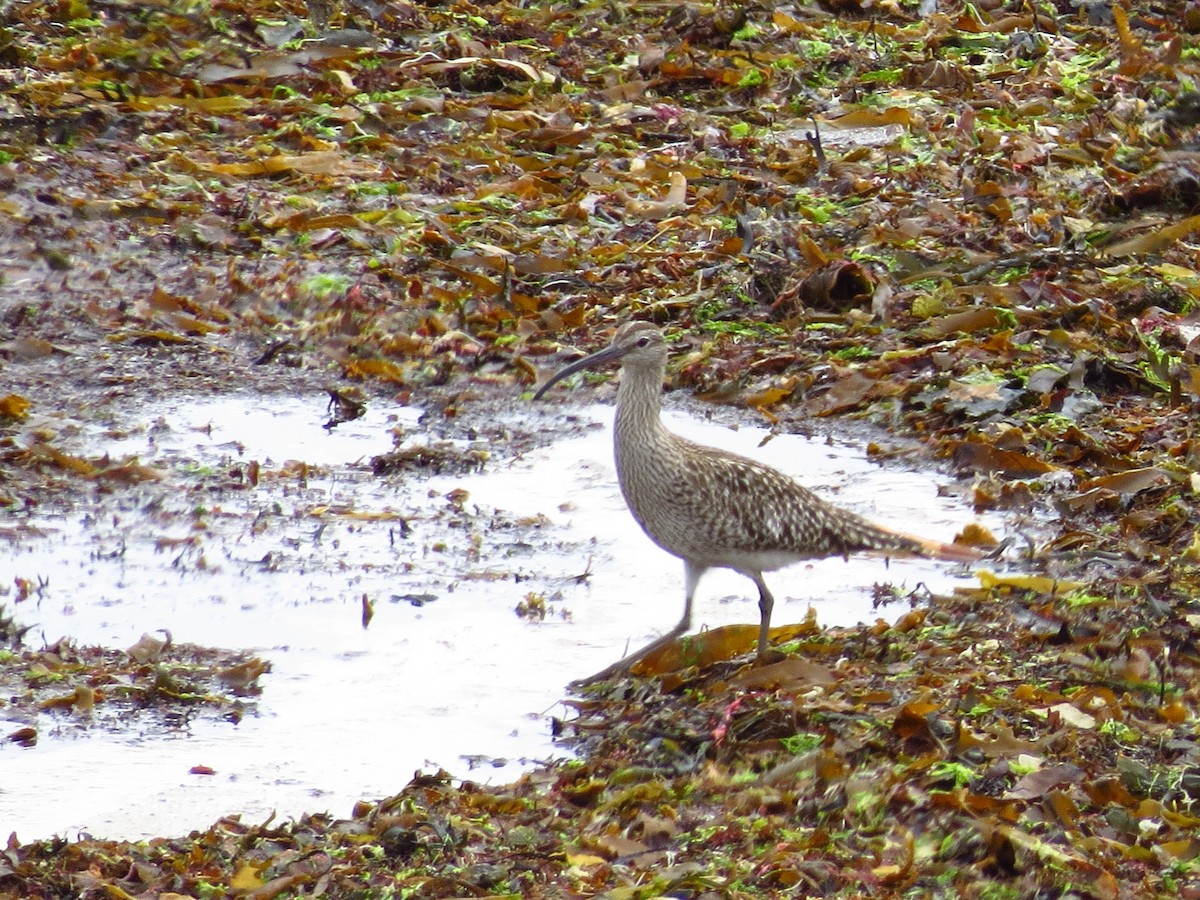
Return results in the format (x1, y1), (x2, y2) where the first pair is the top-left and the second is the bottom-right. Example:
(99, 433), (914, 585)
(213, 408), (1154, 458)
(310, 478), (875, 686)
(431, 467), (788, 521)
(532, 321), (667, 400)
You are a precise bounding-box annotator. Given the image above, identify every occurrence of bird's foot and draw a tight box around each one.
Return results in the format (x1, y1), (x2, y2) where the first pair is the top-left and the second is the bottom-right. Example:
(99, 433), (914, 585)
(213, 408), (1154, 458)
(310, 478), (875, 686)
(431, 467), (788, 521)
(755, 647), (787, 667)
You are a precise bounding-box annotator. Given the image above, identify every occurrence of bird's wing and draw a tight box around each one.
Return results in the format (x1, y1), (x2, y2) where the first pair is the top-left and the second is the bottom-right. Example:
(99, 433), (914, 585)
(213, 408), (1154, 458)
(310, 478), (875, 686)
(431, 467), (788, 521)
(676, 443), (978, 562)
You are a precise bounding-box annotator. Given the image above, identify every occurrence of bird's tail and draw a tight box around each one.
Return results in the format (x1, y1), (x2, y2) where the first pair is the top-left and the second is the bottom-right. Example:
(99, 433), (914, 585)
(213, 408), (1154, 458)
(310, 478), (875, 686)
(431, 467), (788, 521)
(874, 523), (985, 563)
(821, 501), (987, 563)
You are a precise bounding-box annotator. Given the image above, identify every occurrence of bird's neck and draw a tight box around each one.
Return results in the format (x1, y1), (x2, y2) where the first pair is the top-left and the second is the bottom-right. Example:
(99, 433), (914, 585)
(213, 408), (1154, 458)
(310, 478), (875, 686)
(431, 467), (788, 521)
(614, 365), (669, 448)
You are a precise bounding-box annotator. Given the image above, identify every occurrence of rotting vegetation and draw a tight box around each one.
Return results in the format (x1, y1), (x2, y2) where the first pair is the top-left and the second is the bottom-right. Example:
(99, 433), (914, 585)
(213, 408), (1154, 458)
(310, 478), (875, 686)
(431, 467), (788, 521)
(4, 0), (1200, 895)
(0, 614), (269, 748)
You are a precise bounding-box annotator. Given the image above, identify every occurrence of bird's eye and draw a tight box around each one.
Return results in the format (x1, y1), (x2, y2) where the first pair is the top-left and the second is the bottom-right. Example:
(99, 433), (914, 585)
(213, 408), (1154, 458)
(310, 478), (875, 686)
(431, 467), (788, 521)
(636, 337), (650, 347)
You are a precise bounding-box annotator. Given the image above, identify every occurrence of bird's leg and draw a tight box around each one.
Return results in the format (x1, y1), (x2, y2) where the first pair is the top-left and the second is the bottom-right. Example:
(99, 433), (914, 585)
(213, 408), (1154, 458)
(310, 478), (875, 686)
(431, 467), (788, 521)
(750, 572), (774, 659)
(569, 562), (704, 687)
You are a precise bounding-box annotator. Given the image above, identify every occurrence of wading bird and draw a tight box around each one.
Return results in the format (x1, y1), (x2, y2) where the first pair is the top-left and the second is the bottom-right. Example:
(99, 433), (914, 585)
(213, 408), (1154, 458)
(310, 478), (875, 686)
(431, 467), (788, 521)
(533, 321), (980, 681)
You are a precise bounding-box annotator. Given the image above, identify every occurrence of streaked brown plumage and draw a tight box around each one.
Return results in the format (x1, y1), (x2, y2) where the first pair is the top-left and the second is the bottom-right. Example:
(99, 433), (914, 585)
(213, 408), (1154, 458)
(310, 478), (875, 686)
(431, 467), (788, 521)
(533, 321), (979, 681)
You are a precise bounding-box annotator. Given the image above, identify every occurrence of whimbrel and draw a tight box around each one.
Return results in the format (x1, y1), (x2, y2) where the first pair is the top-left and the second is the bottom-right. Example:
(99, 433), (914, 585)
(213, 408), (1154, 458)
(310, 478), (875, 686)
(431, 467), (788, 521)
(533, 321), (980, 681)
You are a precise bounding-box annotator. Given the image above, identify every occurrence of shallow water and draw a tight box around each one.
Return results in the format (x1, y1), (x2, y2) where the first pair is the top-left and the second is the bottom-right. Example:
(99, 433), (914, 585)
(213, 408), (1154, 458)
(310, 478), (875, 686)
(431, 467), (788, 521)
(2, 393), (994, 840)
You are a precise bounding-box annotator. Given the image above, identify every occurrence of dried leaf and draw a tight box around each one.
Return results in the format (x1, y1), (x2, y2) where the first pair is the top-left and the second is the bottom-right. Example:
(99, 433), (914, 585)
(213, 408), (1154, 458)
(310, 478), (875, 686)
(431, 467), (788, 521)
(630, 623), (758, 674)
(0, 393), (31, 421)
(920, 308), (1002, 339)
(0, 338), (56, 361)
(977, 570), (1086, 595)
(796, 260), (877, 311)
(827, 107), (916, 129)
(810, 371), (879, 416)
(620, 171), (688, 220)
(1005, 764), (1085, 800)
(1078, 466), (1173, 495)
(188, 151), (381, 179)
(732, 658), (836, 690)
(343, 358), (408, 383)
(128, 631), (171, 663)
(229, 864), (265, 891)
(949, 442), (1058, 477)
(1105, 214), (1200, 257)
(197, 45), (359, 83)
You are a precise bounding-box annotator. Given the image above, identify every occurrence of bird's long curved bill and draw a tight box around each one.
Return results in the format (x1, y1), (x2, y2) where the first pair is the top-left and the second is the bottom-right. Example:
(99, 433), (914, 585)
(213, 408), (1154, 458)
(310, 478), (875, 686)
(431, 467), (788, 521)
(531, 344), (625, 401)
